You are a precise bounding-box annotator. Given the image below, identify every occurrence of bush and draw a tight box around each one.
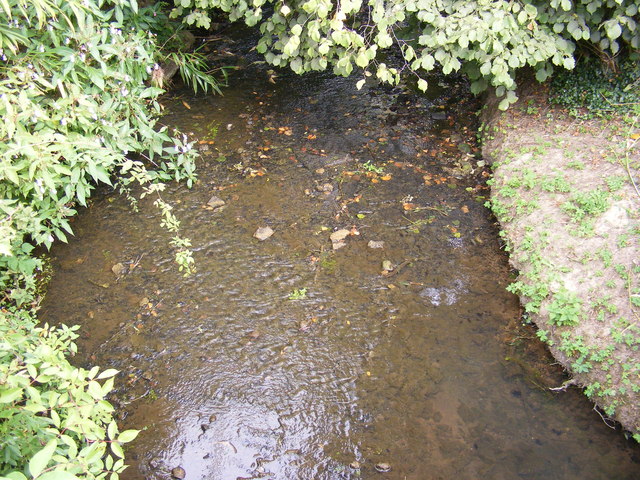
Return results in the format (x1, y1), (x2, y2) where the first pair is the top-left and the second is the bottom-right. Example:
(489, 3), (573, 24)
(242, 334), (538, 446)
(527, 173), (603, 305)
(170, 0), (639, 109)
(0, 0), (221, 477)
(0, 308), (138, 479)
(550, 57), (640, 114)
(0, 0), (203, 305)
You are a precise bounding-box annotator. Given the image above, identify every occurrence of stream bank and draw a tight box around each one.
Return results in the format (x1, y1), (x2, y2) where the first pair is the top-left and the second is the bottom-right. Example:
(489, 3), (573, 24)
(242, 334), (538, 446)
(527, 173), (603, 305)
(482, 80), (640, 438)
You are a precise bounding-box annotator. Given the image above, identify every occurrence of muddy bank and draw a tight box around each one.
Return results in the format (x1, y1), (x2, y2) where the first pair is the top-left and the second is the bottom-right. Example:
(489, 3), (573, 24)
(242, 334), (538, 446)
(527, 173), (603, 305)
(482, 81), (640, 437)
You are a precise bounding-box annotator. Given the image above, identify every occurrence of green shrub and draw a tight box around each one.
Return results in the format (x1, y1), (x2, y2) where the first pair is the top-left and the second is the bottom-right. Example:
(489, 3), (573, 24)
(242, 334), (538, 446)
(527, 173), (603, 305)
(0, 0), (223, 477)
(0, 0), (205, 305)
(170, 0), (639, 110)
(550, 57), (640, 114)
(0, 308), (138, 479)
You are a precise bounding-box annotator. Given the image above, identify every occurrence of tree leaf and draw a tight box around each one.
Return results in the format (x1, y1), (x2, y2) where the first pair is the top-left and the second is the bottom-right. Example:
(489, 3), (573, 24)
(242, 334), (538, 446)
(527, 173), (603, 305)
(0, 388), (23, 404)
(117, 429), (140, 443)
(38, 471), (79, 480)
(29, 439), (57, 478)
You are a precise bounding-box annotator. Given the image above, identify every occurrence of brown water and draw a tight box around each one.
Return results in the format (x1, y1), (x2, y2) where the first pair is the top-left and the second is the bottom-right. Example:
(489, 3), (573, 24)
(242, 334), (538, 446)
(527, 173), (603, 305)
(41, 60), (640, 479)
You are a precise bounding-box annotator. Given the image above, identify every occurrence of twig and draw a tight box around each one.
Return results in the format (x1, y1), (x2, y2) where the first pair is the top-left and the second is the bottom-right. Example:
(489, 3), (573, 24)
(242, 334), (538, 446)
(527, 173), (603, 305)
(593, 406), (616, 429)
(549, 378), (577, 391)
(599, 91), (640, 107)
(624, 146), (640, 200)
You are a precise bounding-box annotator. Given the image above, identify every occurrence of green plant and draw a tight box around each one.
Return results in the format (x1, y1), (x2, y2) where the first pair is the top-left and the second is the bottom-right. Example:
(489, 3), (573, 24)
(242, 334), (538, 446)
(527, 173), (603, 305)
(361, 161), (385, 174)
(548, 289), (583, 326)
(561, 188), (611, 229)
(172, 0), (639, 110)
(288, 287), (308, 300)
(0, 308), (139, 478)
(0, 0), (215, 304)
(550, 58), (640, 116)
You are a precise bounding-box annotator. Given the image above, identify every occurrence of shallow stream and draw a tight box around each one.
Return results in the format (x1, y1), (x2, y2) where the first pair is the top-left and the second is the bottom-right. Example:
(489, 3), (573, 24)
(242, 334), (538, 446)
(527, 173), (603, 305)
(41, 51), (640, 479)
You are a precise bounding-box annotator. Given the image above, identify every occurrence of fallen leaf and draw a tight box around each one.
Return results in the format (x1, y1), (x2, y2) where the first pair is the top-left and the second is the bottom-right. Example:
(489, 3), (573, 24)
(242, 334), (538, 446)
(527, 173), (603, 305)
(181, 100), (191, 110)
(380, 174), (392, 181)
(631, 133), (640, 140)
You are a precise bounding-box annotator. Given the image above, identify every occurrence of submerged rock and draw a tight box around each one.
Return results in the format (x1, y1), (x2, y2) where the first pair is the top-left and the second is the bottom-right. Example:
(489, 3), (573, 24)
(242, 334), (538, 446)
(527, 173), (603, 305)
(111, 262), (128, 277)
(316, 183), (334, 193)
(254, 226), (274, 241)
(207, 195), (226, 210)
(330, 229), (350, 250)
(171, 467), (186, 479)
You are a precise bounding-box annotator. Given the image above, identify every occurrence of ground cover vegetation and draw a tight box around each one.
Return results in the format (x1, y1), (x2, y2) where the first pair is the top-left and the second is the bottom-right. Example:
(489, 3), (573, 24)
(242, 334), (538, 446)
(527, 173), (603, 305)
(172, 0), (639, 109)
(0, 0), (221, 478)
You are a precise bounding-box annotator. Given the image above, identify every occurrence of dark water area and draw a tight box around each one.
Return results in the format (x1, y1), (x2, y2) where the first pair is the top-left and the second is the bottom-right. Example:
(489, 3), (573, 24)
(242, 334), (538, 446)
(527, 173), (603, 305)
(41, 48), (640, 479)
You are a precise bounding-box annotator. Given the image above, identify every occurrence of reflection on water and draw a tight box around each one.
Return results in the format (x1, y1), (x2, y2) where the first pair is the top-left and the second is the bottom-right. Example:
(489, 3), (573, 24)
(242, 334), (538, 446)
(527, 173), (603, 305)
(41, 66), (640, 479)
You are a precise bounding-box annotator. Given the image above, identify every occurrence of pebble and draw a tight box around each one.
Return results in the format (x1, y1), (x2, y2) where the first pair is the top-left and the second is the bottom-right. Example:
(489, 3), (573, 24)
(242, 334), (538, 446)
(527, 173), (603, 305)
(253, 226), (274, 241)
(330, 229), (350, 242)
(330, 229), (351, 250)
(368, 240), (385, 249)
(375, 462), (391, 473)
(315, 183), (334, 193)
(171, 467), (186, 479)
(111, 262), (127, 277)
(207, 195), (226, 209)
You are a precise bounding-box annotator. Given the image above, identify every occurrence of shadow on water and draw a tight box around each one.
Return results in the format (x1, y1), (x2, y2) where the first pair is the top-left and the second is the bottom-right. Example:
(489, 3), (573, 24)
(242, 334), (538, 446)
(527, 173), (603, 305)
(41, 58), (640, 479)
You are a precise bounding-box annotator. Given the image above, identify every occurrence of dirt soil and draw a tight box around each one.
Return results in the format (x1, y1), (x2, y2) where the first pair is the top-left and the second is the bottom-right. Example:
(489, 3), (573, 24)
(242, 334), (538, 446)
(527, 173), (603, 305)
(481, 80), (640, 438)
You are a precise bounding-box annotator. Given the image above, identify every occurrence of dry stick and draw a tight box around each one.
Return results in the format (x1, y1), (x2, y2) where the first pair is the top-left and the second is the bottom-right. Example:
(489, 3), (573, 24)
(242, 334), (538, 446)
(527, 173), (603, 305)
(624, 141), (640, 200)
(593, 406), (616, 429)
(599, 91), (640, 107)
(549, 378), (578, 391)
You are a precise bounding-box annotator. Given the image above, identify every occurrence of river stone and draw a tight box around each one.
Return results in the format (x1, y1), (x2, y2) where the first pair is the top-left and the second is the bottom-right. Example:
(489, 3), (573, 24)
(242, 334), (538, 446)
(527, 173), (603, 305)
(316, 183), (334, 193)
(368, 240), (385, 249)
(330, 229), (350, 243)
(254, 226), (274, 241)
(111, 262), (127, 277)
(330, 228), (351, 250)
(171, 467), (186, 479)
(375, 463), (391, 472)
(207, 195), (226, 209)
